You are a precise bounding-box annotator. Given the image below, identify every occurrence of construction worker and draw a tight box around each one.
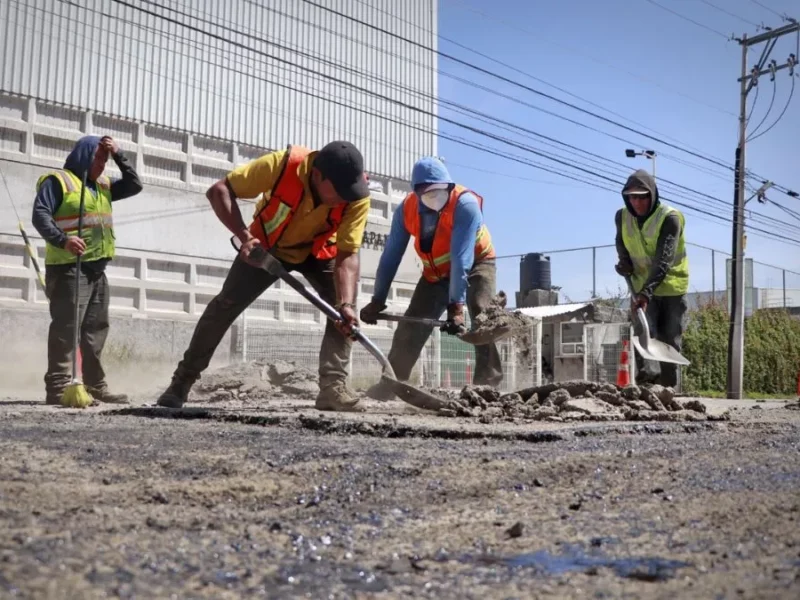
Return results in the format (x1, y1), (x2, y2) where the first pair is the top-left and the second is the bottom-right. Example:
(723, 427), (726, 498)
(31, 135), (143, 405)
(615, 168), (689, 388)
(360, 156), (502, 398)
(156, 141), (371, 412)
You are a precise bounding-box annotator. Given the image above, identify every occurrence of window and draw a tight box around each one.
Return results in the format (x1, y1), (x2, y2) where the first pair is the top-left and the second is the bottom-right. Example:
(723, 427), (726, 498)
(560, 322), (585, 356)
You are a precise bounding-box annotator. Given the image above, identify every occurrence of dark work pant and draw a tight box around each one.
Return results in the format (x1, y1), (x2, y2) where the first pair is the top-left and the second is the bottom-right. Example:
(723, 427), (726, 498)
(174, 255), (351, 388)
(44, 265), (111, 396)
(635, 294), (688, 388)
(386, 259), (503, 386)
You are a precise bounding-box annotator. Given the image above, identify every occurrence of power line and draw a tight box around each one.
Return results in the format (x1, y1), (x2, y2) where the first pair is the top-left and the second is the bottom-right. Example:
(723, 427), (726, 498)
(645, 0), (732, 39)
(746, 77), (777, 140)
(41, 0), (800, 243)
(748, 75), (796, 142)
(748, 0), (788, 20)
(698, 0), (762, 28)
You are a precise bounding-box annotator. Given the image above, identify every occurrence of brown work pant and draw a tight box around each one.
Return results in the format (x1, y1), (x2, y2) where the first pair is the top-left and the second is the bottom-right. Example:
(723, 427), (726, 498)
(386, 259), (503, 386)
(173, 255), (351, 388)
(44, 265), (111, 397)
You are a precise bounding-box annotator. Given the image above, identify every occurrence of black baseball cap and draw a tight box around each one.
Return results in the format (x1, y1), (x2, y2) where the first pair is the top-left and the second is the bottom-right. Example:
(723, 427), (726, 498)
(314, 141), (370, 202)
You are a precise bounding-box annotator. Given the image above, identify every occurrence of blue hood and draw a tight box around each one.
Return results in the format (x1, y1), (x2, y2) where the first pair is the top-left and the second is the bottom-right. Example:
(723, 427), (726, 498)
(411, 156), (453, 188)
(64, 135), (101, 181)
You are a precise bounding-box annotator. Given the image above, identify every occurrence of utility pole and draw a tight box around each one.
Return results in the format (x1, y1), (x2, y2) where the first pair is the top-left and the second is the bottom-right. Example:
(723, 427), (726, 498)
(727, 19), (798, 400)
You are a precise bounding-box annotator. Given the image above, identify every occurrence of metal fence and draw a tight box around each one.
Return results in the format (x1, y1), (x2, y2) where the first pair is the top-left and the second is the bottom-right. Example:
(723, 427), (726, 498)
(584, 322), (635, 384)
(495, 242), (800, 310)
(239, 300), (543, 393)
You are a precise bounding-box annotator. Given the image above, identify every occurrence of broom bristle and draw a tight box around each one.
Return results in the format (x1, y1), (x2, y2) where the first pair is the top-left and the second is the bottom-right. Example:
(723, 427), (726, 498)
(61, 381), (93, 408)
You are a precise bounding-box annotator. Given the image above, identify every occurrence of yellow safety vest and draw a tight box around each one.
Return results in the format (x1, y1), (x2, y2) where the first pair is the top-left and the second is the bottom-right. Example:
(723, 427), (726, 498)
(621, 203), (689, 296)
(37, 169), (115, 265)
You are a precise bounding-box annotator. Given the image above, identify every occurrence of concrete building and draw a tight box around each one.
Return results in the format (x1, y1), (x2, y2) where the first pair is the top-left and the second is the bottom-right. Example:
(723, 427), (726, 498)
(0, 0), (439, 393)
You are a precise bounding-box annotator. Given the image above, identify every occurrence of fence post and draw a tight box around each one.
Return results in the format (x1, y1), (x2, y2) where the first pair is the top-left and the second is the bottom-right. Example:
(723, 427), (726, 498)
(592, 246), (597, 298)
(711, 249), (716, 298)
(434, 328), (442, 388)
(241, 308), (248, 362)
(783, 269), (787, 308)
(535, 318), (543, 386)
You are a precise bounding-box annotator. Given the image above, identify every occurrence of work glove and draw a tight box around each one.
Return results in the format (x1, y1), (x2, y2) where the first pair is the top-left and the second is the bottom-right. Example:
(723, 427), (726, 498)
(614, 259), (634, 277)
(360, 300), (386, 325)
(441, 303), (467, 336)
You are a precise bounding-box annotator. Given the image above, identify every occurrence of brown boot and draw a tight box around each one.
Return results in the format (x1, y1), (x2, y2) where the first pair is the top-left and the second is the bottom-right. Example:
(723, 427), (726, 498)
(87, 385), (130, 405)
(315, 381), (366, 413)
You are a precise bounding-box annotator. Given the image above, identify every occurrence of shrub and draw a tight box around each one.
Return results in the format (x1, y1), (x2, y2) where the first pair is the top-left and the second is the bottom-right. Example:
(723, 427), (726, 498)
(682, 302), (800, 395)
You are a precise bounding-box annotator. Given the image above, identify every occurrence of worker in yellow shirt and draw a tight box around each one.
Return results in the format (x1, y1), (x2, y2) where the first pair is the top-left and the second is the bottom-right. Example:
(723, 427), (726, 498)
(156, 141), (371, 412)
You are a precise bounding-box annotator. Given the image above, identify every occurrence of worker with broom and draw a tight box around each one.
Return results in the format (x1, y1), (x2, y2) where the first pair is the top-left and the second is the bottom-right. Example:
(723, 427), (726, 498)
(156, 141), (371, 412)
(614, 168), (689, 388)
(359, 156), (503, 399)
(32, 135), (143, 406)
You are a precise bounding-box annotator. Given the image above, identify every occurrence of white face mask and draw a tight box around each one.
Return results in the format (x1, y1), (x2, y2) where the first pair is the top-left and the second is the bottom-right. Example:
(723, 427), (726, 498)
(420, 189), (449, 211)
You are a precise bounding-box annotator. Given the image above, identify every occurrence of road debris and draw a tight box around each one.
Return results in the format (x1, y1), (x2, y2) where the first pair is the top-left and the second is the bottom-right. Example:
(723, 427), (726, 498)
(435, 380), (719, 422)
(470, 292), (536, 359)
(194, 359), (319, 402)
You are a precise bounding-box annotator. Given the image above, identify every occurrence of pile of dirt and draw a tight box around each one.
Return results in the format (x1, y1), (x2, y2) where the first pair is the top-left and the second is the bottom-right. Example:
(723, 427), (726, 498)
(470, 292), (536, 359)
(436, 380), (721, 423)
(193, 359), (319, 402)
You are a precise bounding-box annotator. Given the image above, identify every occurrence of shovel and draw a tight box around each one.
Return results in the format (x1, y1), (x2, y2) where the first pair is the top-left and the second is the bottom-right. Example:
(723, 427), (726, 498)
(374, 313), (513, 346)
(624, 276), (690, 366)
(234, 241), (446, 412)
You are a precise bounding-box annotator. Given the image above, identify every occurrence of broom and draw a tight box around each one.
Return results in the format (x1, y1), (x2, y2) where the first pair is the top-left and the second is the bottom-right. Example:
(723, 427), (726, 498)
(61, 150), (95, 409)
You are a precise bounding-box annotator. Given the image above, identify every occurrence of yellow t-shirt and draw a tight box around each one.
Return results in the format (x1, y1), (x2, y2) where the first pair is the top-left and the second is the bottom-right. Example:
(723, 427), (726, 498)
(226, 149), (371, 264)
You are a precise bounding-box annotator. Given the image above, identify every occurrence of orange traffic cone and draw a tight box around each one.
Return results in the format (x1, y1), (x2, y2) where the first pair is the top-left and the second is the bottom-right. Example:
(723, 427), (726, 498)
(465, 358), (472, 385)
(616, 340), (631, 387)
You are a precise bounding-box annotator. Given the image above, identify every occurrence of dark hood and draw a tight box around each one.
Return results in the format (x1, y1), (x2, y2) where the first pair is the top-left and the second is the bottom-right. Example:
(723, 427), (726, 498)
(622, 168), (660, 222)
(64, 135), (101, 182)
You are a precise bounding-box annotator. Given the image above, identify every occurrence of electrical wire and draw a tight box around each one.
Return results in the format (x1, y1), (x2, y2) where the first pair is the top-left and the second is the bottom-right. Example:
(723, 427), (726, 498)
(33, 0), (800, 241)
(748, 0), (788, 20)
(644, 0), (732, 39)
(699, 0), (762, 28)
(747, 77), (777, 140)
(747, 75), (796, 142)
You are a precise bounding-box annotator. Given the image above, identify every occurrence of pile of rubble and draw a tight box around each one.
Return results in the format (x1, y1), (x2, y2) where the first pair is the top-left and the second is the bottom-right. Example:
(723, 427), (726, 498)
(435, 380), (720, 423)
(193, 360), (319, 403)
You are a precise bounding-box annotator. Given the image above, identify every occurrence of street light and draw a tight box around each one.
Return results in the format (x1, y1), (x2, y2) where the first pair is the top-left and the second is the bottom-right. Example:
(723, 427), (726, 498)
(624, 149), (657, 178)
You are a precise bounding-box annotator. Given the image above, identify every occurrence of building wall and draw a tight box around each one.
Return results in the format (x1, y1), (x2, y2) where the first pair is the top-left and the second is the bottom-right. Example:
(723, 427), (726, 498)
(0, 0), (438, 181)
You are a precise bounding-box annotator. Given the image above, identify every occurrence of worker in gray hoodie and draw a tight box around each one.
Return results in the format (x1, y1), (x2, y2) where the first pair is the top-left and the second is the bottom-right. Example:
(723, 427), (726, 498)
(615, 169), (689, 388)
(32, 135), (143, 405)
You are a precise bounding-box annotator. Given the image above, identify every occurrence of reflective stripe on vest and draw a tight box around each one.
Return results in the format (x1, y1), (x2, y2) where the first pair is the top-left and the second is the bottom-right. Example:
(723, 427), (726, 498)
(621, 203), (689, 296)
(403, 184), (496, 283)
(248, 145), (346, 261)
(37, 169), (116, 266)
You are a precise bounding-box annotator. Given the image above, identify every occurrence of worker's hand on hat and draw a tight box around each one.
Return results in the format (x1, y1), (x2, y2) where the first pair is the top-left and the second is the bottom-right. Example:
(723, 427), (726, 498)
(335, 303), (359, 339)
(441, 303), (467, 336)
(631, 293), (649, 314)
(64, 235), (86, 256)
(99, 136), (119, 157)
(614, 260), (634, 277)
(359, 300), (386, 325)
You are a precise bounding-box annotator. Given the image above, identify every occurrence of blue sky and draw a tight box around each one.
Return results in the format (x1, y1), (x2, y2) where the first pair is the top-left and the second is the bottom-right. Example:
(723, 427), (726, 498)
(435, 0), (800, 305)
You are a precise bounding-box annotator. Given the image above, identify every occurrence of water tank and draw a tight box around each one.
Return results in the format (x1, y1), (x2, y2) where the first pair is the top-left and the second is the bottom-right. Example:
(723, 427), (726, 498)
(519, 253), (551, 293)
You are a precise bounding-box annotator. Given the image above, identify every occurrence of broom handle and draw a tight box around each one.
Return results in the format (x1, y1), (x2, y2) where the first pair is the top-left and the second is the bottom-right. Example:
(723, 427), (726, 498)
(71, 157), (93, 381)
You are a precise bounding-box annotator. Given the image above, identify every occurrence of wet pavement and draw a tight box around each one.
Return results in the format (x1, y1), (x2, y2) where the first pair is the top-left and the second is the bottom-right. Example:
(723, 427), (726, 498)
(0, 397), (799, 598)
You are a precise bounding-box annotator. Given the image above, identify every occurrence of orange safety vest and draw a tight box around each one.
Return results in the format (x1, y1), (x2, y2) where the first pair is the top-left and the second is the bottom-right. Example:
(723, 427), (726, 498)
(402, 184), (495, 282)
(248, 145), (346, 260)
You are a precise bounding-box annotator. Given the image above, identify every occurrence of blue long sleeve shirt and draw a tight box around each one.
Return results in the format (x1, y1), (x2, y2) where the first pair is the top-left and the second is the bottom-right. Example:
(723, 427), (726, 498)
(372, 192), (483, 305)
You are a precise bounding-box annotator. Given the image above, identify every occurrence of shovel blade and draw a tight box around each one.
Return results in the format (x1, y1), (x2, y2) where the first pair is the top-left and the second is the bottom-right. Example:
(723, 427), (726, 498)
(458, 325), (514, 346)
(631, 336), (691, 366)
(380, 375), (445, 412)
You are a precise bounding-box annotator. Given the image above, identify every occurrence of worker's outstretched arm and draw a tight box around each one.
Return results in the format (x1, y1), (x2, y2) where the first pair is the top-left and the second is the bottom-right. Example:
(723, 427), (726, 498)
(206, 179), (251, 244)
(448, 194), (482, 304)
(372, 205), (411, 305)
(640, 214), (682, 299)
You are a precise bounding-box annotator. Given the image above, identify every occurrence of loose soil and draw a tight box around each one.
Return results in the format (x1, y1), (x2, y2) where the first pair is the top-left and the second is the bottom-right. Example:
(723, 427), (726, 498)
(1, 400), (798, 599)
(470, 292), (536, 359)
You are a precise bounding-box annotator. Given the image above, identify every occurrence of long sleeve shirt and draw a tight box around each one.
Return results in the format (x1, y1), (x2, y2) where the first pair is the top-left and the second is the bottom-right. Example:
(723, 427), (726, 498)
(32, 151), (142, 270)
(373, 192), (483, 305)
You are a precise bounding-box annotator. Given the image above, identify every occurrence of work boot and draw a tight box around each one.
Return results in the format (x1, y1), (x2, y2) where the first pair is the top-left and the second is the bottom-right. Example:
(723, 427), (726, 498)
(45, 392), (63, 406)
(365, 378), (396, 401)
(156, 375), (196, 409)
(315, 381), (366, 412)
(87, 385), (130, 405)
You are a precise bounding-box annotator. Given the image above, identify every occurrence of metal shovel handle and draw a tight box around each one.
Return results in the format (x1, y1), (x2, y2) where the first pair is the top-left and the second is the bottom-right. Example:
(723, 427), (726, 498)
(375, 313), (446, 328)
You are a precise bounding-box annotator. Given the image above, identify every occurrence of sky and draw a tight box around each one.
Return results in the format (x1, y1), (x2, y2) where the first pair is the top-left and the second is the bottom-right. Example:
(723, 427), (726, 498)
(434, 0), (800, 306)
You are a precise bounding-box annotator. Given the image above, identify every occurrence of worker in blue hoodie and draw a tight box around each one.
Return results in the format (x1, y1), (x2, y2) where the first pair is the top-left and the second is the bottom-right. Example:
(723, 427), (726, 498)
(31, 135), (143, 405)
(360, 157), (503, 398)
